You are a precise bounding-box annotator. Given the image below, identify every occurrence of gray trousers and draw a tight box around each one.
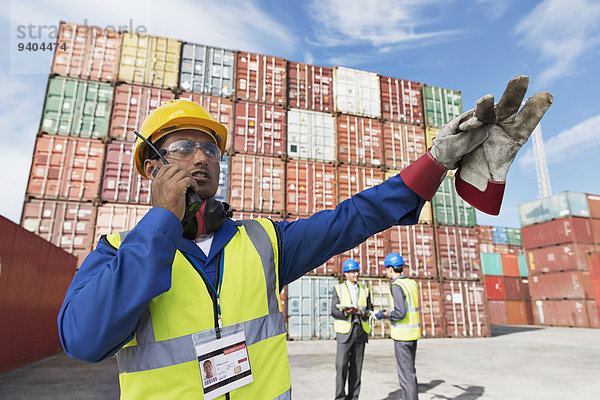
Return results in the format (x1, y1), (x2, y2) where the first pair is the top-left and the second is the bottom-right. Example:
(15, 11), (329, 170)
(394, 339), (418, 400)
(335, 324), (367, 400)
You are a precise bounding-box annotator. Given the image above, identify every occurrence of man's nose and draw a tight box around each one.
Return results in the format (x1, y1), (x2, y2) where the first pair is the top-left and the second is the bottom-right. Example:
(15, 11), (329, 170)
(192, 147), (209, 164)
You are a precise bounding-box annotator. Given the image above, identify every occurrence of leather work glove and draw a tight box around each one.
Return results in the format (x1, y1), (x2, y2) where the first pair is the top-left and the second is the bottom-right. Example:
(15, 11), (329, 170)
(455, 75), (553, 215)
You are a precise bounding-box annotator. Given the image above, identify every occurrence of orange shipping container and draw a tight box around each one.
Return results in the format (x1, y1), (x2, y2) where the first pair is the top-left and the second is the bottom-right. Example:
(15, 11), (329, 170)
(379, 75), (423, 124)
(233, 101), (286, 156)
(21, 200), (96, 266)
(387, 224), (437, 279)
(587, 194), (600, 219)
(442, 280), (490, 337)
(51, 21), (120, 82)
(337, 115), (383, 167)
(109, 83), (175, 142)
(100, 141), (151, 204)
(528, 270), (594, 300)
(236, 52), (286, 106)
(382, 122), (426, 170)
(287, 62), (333, 112)
(94, 204), (152, 243)
(337, 165), (385, 202)
(286, 160), (337, 217)
(501, 253), (520, 277)
(27, 135), (104, 201)
(228, 154), (285, 214)
(437, 226), (481, 280)
(178, 92), (235, 150)
(0, 216), (77, 373)
(506, 300), (530, 325)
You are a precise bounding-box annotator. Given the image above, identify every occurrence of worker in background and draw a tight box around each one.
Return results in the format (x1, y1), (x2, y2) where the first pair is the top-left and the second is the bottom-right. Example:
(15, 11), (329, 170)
(58, 76), (552, 399)
(331, 259), (374, 400)
(375, 252), (420, 400)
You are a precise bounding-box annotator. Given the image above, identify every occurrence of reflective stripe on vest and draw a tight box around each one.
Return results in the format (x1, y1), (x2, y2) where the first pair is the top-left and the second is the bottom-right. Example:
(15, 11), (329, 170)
(389, 278), (422, 341)
(106, 219), (290, 400)
(333, 283), (371, 334)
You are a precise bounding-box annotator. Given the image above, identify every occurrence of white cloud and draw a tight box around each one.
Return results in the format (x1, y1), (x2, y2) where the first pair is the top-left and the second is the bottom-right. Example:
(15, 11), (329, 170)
(305, 0), (458, 48)
(520, 113), (600, 168)
(476, 0), (510, 19)
(515, 0), (600, 86)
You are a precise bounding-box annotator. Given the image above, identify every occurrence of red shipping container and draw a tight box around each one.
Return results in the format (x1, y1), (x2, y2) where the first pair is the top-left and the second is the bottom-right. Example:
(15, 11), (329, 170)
(437, 226), (481, 280)
(494, 244), (510, 254)
(388, 224), (437, 279)
(286, 160), (337, 217)
(101, 141), (151, 204)
(587, 193), (600, 219)
(478, 225), (494, 243)
(442, 281), (490, 337)
(588, 251), (600, 280)
(508, 245), (524, 255)
(236, 52), (286, 106)
(526, 243), (595, 275)
(382, 122), (426, 170)
(287, 61), (333, 112)
(506, 300), (529, 325)
(0, 216), (77, 373)
(591, 219), (600, 244)
(94, 204), (152, 243)
(487, 300), (508, 325)
(417, 280), (445, 338)
(178, 92), (235, 150)
(51, 21), (120, 82)
(337, 165), (384, 202)
(380, 75), (423, 125)
(484, 275), (505, 300)
(532, 299), (591, 327)
(27, 135), (104, 201)
(503, 276), (526, 300)
(336, 115), (384, 167)
(21, 200), (96, 266)
(233, 101), (286, 156)
(228, 154), (285, 214)
(528, 271), (594, 300)
(521, 216), (594, 249)
(337, 232), (387, 277)
(525, 300), (535, 325)
(501, 253), (520, 277)
(109, 83), (175, 142)
(521, 279), (531, 301)
(587, 298), (600, 328)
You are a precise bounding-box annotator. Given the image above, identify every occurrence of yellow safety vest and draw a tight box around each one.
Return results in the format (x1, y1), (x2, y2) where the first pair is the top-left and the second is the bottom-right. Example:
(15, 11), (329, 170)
(389, 278), (421, 341)
(104, 219), (291, 400)
(333, 283), (371, 334)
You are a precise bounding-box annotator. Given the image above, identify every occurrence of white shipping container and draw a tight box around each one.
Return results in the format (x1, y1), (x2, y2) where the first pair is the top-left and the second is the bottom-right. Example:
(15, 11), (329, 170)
(287, 108), (336, 162)
(519, 191), (591, 227)
(179, 43), (235, 97)
(94, 204), (152, 243)
(333, 66), (381, 118)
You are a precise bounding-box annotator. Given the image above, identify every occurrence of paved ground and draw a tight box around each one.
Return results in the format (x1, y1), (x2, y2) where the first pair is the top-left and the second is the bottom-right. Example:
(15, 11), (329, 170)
(1, 325), (599, 399)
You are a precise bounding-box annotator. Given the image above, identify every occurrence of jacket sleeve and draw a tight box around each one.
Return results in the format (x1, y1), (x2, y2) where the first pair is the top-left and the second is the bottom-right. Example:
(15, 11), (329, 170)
(388, 284), (408, 321)
(331, 286), (347, 320)
(362, 289), (374, 321)
(57, 207), (183, 362)
(276, 174), (425, 286)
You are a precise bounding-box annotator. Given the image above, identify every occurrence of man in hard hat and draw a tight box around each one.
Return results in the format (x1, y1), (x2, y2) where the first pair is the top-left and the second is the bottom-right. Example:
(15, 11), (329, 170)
(331, 259), (373, 400)
(375, 252), (420, 400)
(58, 76), (552, 399)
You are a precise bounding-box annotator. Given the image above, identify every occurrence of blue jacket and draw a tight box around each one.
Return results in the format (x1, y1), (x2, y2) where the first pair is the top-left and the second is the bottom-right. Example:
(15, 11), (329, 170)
(58, 174), (424, 362)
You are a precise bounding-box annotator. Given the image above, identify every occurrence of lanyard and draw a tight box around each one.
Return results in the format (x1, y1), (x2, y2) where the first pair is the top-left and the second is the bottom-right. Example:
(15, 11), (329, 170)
(186, 252), (226, 327)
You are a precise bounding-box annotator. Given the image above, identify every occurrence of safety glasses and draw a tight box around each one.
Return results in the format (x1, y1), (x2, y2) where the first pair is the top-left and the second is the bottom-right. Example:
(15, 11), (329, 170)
(160, 140), (222, 162)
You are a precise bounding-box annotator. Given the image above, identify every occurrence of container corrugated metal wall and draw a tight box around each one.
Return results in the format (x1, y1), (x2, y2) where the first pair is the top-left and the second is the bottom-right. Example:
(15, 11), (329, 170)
(422, 84), (462, 129)
(437, 226), (480, 280)
(442, 280), (490, 337)
(381, 122), (426, 170)
(528, 271), (594, 300)
(179, 43), (235, 97)
(337, 166), (385, 202)
(532, 299), (595, 328)
(101, 141), (151, 204)
(518, 254), (527, 277)
(287, 62), (333, 112)
(519, 191), (591, 227)
(506, 228), (522, 246)
(487, 300), (508, 324)
(233, 101), (286, 157)
(478, 225), (494, 242)
(501, 253), (520, 277)
(481, 252), (503, 276)
(432, 176), (476, 227)
(51, 21), (120, 82)
(388, 224), (437, 279)
(0, 216), (77, 373)
(525, 242), (595, 274)
(236, 52), (287, 106)
(484, 276), (505, 300)
(379, 75), (422, 125)
(333, 67), (381, 118)
(336, 115), (383, 167)
(337, 232), (387, 277)
(492, 226), (509, 245)
(286, 160), (337, 217)
(587, 194), (600, 219)
(118, 32), (181, 89)
(40, 76), (113, 138)
(94, 204), (152, 243)
(215, 155), (230, 204)
(286, 109), (336, 162)
(522, 216), (594, 249)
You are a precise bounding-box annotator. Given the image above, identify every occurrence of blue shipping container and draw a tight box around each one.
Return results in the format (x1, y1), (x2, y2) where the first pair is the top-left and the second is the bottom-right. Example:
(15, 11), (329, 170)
(492, 226), (509, 245)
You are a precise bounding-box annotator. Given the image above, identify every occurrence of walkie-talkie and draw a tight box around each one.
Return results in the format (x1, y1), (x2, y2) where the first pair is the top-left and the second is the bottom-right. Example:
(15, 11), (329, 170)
(133, 130), (203, 215)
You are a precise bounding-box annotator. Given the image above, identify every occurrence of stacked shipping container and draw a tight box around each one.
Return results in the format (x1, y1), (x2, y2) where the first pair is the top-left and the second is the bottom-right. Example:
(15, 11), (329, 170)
(519, 192), (600, 328)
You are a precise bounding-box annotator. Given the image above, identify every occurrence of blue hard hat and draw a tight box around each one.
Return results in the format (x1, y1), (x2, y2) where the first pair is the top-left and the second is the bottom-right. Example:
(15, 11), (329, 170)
(343, 259), (360, 273)
(383, 252), (404, 268)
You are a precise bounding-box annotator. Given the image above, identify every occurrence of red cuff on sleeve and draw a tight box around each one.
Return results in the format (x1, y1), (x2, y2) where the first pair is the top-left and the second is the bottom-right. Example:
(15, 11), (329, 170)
(455, 167), (505, 215)
(399, 152), (447, 201)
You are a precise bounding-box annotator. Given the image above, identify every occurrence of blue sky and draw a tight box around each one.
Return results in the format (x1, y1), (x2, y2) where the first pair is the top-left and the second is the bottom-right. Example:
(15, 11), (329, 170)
(1, 0), (599, 229)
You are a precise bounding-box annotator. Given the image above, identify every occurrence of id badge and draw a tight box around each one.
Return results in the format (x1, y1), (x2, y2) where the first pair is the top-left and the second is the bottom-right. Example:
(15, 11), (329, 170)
(192, 323), (253, 400)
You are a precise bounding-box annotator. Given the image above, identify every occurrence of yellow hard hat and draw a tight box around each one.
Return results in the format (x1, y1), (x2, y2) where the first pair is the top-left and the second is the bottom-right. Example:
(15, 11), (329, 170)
(134, 99), (228, 178)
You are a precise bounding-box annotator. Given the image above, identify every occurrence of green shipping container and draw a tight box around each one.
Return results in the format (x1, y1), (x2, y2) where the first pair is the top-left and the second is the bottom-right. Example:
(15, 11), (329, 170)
(518, 254), (527, 277)
(432, 176), (476, 227)
(481, 252), (503, 276)
(506, 228), (522, 246)
(422, 84), (463, 128)
(40, 76), (113, 139)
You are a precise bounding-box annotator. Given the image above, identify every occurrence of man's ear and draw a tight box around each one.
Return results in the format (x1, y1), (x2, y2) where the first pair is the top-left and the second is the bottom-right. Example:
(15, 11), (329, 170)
(144, 159), (159, 180)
